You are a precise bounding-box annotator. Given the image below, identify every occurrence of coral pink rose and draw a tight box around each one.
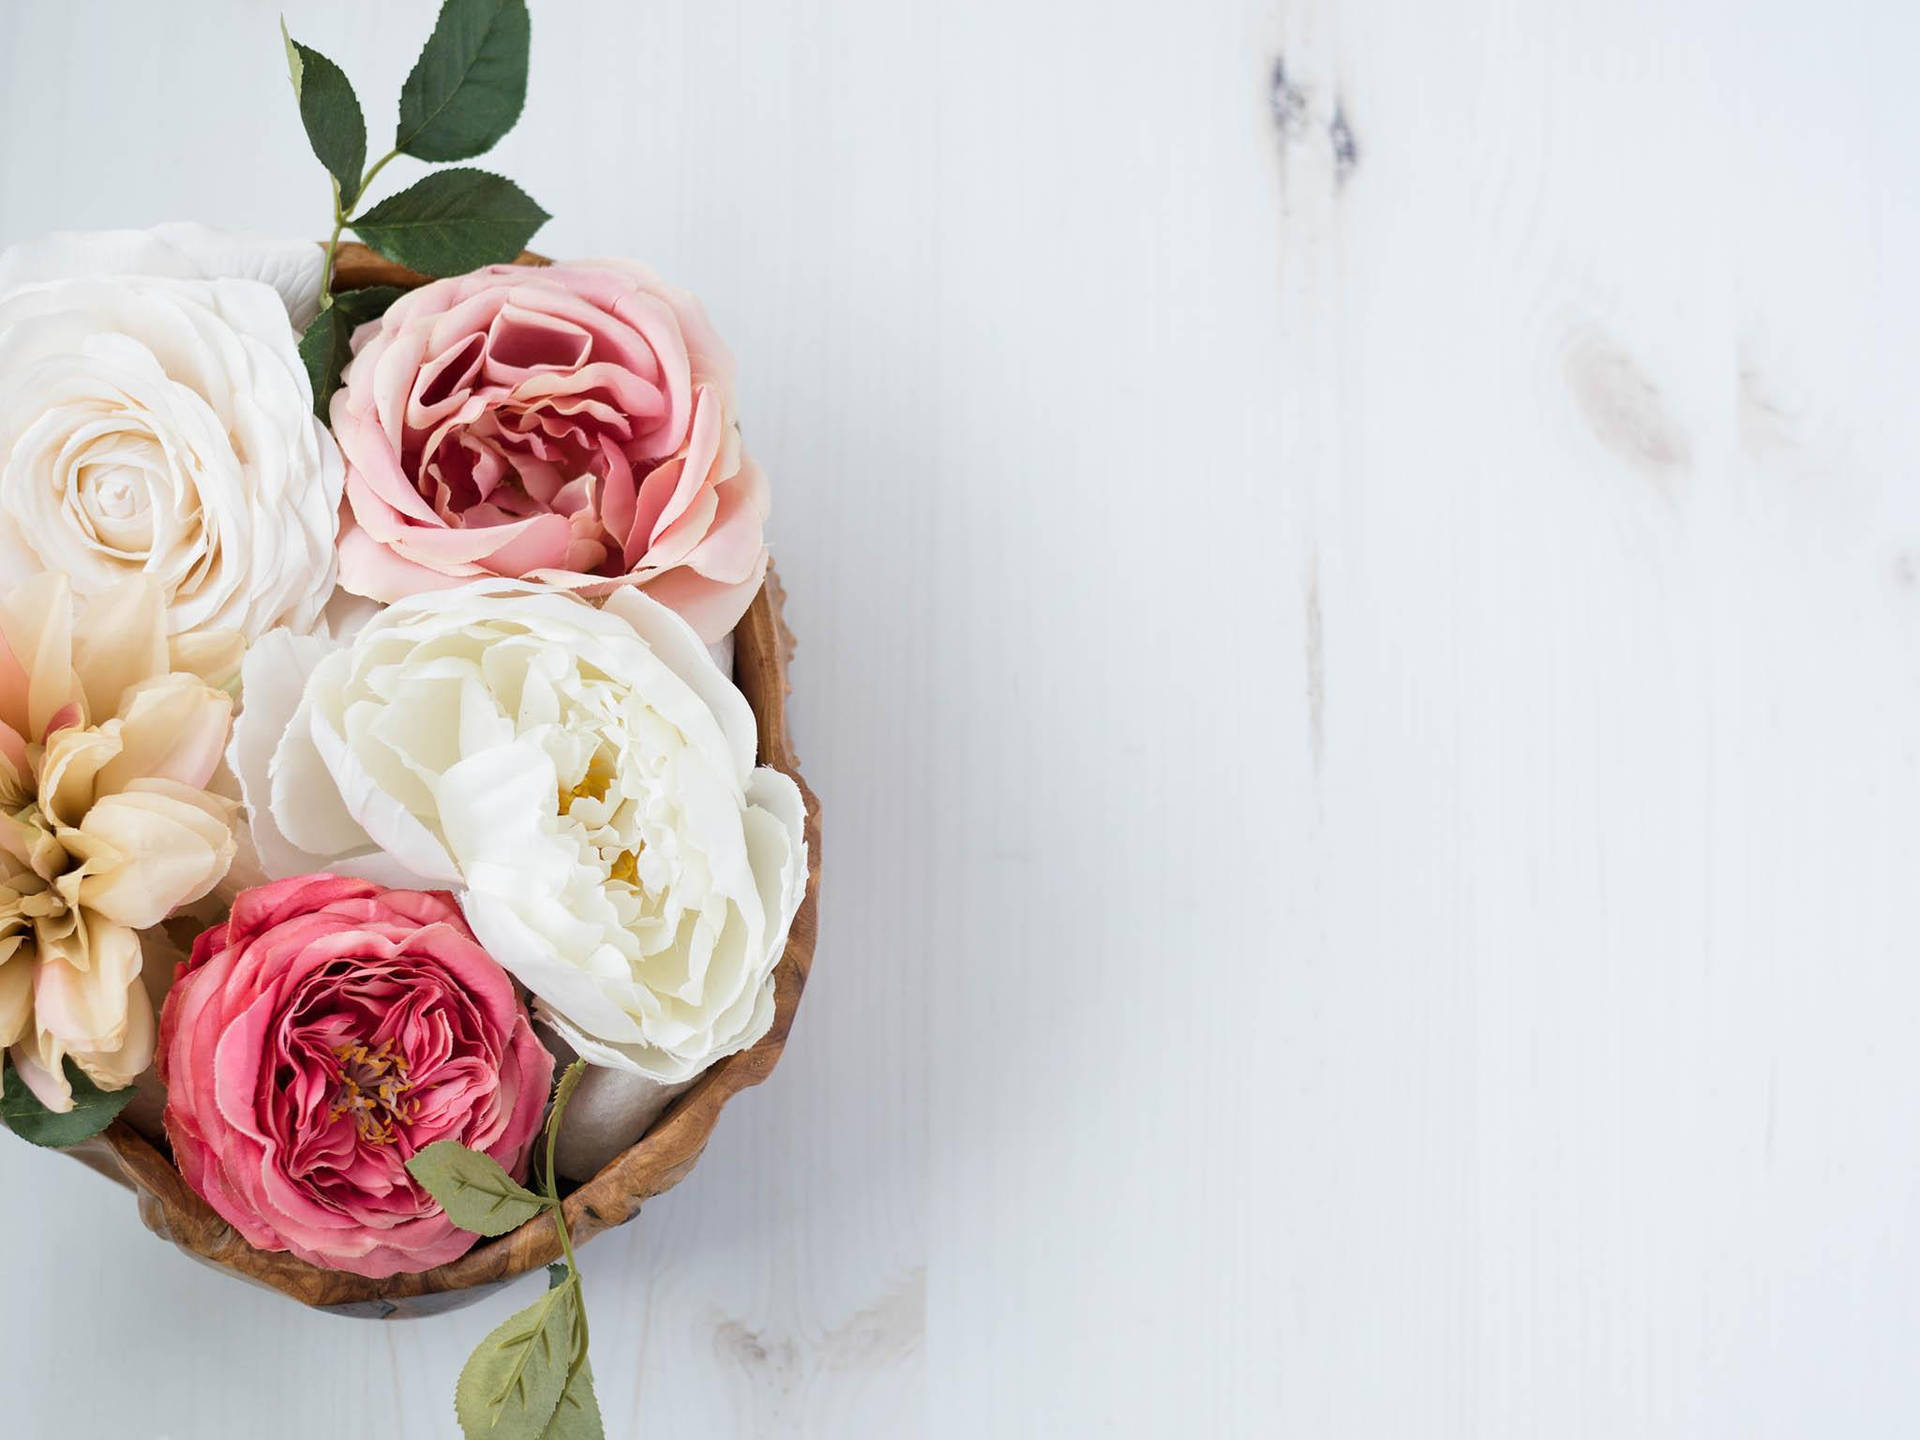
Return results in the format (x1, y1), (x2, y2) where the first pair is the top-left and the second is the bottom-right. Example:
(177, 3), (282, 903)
(330, 261), (769, 641)
(157, 875), (554, 1278)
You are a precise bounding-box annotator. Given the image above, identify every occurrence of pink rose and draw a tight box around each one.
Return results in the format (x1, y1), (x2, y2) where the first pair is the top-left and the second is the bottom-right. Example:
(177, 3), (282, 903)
(331, 261), (769, 641)
(157, 875), (554, 1278)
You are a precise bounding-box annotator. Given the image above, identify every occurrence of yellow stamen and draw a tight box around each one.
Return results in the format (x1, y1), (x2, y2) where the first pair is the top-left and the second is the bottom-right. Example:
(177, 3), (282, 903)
(328, 1038), (414, 1146)
(557, 752), (617, 814)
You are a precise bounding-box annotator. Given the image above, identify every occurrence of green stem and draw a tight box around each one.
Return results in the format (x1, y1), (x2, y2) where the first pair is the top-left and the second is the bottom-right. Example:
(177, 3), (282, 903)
(317, 147), (401, 306)
(357, 147), (401, 205)
(318, 183), (346, 310)
(541, 1060), (590, 1351)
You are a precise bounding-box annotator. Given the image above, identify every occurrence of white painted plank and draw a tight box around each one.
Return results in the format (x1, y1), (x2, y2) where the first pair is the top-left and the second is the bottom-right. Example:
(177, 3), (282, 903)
(0, 0), (1917, 1435)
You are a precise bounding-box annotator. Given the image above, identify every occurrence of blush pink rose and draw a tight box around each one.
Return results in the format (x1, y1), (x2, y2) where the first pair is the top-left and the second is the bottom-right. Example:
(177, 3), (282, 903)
(157, 875), (554, 1278)
(330, 261), (769, 641)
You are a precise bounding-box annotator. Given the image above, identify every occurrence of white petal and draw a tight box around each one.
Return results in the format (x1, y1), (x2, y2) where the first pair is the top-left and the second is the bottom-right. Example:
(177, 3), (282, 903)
(150, 223), (325, 327)
(229, 628), (343, 877)
(745, 766), (809, 944)
(304, 686), (461, 884)
(0, 224), (323, 327)
(603, 585), (759, 779)
(464, 888), (652, 1048)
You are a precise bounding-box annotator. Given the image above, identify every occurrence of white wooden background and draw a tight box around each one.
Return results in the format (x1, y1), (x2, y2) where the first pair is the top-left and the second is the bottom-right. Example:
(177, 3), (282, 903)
(3, 0), (1918, 1434)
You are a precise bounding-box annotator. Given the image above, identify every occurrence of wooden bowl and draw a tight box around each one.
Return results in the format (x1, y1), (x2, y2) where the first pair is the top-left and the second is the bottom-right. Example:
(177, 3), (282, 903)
(62, 246), (823, 1317)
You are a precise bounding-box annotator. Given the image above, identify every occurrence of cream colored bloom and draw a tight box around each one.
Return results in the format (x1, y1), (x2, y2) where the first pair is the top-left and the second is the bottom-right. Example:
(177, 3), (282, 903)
(0, 227), (343, 641)
(0, 223), (325, 328)
(231, 582), (806, 1083)
(0, 575), (239, 1110)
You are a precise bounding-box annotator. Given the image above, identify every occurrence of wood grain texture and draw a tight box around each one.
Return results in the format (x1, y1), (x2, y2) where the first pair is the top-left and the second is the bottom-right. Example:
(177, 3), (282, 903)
(2, 0), (1919, 1435)
(330, 240), (542, 291)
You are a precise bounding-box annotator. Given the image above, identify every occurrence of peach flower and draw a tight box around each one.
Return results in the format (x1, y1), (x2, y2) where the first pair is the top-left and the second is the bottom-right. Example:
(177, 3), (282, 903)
(331, 262), (769, 641)
(0, 574), (239, 1111)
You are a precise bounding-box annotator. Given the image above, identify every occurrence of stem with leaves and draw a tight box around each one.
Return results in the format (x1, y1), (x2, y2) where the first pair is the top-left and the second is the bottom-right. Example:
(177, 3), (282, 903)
(317, 147), (400, 306)
(408, 1058), (605, 1439)
(282, 0), (548, 413)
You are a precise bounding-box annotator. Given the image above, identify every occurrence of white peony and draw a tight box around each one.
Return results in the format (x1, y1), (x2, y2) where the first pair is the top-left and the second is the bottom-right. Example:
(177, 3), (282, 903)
(230, 581), (808, 1083)
(0, 226), (342, 640)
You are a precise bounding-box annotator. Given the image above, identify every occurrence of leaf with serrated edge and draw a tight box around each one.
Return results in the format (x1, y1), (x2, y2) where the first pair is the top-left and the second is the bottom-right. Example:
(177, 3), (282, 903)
(539, 1357), (604, 1440)
(296, 310), (347, 422)
(281, 21), (304, 93)
(351, 168), (547, 278)
(332, 284), (408, 327)
(283, 27), (367, 208)
(397, 0), (530, 162)
(0, 1060), (135, 1149)
(297, 285), (403, 422)
(538, 1273), (602, 1440)
(456, 1277), (577, 1440)
(408, 1139), (550, 1237)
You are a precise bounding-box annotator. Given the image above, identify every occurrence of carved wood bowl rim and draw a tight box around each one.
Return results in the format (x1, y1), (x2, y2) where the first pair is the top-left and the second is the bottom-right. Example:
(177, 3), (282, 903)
(62, 245), (822, 1318)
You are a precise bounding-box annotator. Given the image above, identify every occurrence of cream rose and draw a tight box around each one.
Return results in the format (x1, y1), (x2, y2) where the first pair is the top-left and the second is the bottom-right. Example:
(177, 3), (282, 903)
(0, 226), (343, 640)
(229, 582), (807, 1083)
(0, 223), (326, 328)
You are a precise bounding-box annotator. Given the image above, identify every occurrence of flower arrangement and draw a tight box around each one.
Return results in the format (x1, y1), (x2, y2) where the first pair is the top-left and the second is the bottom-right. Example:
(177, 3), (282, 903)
(0, 2), (820, 1434)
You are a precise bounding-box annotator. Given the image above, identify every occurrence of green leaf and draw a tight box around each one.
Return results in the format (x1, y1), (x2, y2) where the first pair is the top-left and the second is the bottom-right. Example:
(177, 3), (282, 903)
(333, 284), (409, 331)
(539, 1357), (604, 1440)
(295, 312), (340, 422)
(0, 1059), (136, 1149)
(539, 1269), (602, 1440)
(407, 1138), (551, 1237)
(546, 1262), (571, 1290)
(397, 0), (530, 162)
(456, 1276), (577, 1440)
(281, 20), (303, 92)
(282, 24), (368, 208)
(297, 284), (405, 421)
(351, 168), (547, 277)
